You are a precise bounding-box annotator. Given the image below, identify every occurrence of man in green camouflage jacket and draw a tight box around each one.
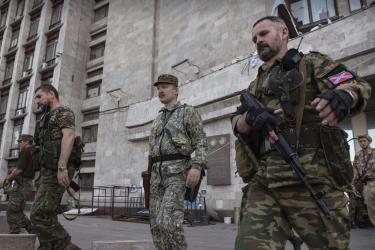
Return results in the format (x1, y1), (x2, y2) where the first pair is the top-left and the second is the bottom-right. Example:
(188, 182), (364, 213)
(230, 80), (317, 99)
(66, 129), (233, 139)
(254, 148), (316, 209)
(4, 134), (35, 234)
(232, 16), (371, 250)
(149, 74), (208, 250)
(353, 134), (375, 226)
(30, 85), (81, 250)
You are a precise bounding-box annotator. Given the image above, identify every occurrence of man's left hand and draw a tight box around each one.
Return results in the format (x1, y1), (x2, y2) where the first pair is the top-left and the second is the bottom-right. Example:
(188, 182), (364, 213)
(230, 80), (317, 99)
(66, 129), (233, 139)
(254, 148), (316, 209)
(311, 89), (353, 126)
(57, 169), (70, 188)
(186, 167), (201, 188)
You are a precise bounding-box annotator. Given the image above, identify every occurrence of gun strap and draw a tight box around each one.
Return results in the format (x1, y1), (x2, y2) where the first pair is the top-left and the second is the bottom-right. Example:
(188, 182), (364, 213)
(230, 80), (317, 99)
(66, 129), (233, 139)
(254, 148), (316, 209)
(294, 58), (307, 151)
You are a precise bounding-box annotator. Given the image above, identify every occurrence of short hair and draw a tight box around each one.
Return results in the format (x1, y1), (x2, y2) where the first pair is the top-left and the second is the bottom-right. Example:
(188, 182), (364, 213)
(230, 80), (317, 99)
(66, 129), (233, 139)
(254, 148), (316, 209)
(252, 16), (287, 30)
(358, 134), (372, 143)
(34, 84), (59, 100)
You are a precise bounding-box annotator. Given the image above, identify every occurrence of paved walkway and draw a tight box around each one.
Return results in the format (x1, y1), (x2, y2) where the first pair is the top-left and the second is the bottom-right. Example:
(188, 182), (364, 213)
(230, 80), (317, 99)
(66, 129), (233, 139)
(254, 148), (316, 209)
(60, 215), (375, 250)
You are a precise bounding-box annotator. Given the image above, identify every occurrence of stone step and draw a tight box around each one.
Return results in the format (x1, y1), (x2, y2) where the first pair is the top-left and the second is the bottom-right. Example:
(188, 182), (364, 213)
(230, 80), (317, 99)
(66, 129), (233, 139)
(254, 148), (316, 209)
(93, 240), (155, 250)
(0, 234), (36, 250)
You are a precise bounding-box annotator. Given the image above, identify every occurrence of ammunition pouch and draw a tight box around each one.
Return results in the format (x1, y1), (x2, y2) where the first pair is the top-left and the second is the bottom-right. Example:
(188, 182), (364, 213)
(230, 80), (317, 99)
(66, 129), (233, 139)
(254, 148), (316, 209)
(320, 125), (353, 187)
(234, 138), (259, 183)
(41, 141), (61, 171)
(279, 125), (322, 149)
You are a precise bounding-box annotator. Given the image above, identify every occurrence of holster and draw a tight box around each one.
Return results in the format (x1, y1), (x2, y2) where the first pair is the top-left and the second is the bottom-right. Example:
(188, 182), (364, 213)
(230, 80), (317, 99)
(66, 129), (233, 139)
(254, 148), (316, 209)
(142, 156), (153, 209)
(185, 168), (205, 202)
(320, 125), (353, 187)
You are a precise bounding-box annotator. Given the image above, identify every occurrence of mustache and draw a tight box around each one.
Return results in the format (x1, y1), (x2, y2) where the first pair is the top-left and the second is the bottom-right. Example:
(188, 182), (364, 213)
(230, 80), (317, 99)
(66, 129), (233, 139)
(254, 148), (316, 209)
(257, 43), (269, 50)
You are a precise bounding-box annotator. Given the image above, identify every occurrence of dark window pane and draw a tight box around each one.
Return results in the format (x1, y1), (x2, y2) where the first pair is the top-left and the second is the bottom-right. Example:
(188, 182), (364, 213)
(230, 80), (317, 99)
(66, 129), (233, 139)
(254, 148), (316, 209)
(94, 5), (108, 22)
(82, 125), (98, 143)
(90, 43), (105, 60)
(87, 68), (103, 78)
(80, 173), (94, 190)
(28, 17), (40, 38)
(51, 4), (63, 26)
(83, 110), (99, 121)
(86, 81), (101, 98)
(311, 0), (336, 22)
(290, 0), (309, 25)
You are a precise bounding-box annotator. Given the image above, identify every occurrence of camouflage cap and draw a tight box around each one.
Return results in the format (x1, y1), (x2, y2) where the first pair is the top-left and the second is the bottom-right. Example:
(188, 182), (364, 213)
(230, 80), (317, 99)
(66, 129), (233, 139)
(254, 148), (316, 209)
(358, 134), (372, 143)
(17, 134), (34, 143)
(153, 74), (178, 87)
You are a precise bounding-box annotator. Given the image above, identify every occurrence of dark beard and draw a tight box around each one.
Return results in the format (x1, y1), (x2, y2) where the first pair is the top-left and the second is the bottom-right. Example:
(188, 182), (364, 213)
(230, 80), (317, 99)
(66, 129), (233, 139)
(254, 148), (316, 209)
(39, 103), (50, 113)
(257, 45), (278, 62)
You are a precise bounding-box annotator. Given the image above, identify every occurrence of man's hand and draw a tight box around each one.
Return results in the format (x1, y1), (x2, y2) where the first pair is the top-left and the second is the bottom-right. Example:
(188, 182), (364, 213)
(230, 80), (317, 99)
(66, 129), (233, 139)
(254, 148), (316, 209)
(57, 168), (70, 188)
(245, 108), (277, 133)
(311, 89), (353, 126)
(186, 167), (201, 188)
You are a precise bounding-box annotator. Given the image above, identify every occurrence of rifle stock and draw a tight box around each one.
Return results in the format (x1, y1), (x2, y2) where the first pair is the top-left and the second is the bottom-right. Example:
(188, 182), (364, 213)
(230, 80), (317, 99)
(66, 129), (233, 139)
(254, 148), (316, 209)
(239, 89), (334, 220)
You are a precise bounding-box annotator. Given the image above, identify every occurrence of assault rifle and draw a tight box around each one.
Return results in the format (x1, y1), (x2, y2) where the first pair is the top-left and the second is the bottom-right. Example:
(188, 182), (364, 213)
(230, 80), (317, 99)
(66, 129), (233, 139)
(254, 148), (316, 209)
(240, 89), (334, 220)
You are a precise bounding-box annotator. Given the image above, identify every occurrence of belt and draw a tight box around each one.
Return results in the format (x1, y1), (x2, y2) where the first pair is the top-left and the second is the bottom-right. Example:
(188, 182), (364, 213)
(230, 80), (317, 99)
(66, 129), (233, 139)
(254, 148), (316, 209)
(151, 153), (190, 163)
(259, 125), (322, 156)
(281, 126), (322, 149)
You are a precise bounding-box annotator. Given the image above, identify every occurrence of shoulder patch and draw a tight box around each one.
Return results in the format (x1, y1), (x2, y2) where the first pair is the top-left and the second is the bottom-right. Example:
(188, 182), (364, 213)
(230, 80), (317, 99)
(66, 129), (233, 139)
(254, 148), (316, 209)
(326, 70), (355, 86)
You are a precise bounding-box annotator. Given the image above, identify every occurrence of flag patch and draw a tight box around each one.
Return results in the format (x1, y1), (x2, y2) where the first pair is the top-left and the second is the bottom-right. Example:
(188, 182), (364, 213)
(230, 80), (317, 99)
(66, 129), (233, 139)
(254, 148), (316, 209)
(327, 71), (354, 85)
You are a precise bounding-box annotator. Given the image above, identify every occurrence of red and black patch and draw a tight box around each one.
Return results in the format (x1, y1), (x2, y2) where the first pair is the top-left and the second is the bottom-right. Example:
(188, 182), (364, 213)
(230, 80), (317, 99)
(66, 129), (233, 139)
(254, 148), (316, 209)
(327, 70), (354, 85)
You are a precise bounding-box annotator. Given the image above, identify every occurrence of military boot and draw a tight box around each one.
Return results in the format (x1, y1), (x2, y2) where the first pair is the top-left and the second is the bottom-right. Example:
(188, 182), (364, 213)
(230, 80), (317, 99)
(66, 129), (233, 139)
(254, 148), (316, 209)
(65, 242), (82, 250)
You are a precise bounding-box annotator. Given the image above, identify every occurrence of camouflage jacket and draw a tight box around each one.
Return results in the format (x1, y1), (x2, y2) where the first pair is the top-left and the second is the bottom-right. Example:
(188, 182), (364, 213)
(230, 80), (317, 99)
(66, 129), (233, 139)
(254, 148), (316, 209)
(232, 51), (371, 188)
(36, 106), (75, 170)
(149, 102), (208, 172)
(353, 147), (375, 185)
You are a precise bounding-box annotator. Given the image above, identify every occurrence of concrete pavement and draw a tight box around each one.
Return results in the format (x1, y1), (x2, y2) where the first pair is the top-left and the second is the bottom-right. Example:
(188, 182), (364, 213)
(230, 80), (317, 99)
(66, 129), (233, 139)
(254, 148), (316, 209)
(60, 215), (375, 250)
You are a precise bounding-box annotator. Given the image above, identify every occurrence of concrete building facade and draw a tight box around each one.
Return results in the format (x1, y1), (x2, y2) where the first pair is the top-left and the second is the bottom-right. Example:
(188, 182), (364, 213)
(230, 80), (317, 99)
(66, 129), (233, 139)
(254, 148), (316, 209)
(0, 0), (375, 215)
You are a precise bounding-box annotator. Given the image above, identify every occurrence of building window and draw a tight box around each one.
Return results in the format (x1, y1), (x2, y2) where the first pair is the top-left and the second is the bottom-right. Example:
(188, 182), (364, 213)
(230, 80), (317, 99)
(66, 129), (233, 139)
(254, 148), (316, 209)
(288, 0), (337, 27)
(15, 0), (25, 18)
(91, 30), (106, 41)
(28, 16), (39, 39)
(82, 125), (98, 143)
(15, 85), (29, 116)
(45, 36), (58, 64)
(86, 81), (101, 98)
(0, 8), (8, 27)
(87, 68), (103, 78)
(0, 93), (8, 120)
(90, 42), (105, 60)
(9, 29), (19, 49)
(83, 109), (99, 121)
(4, 60), (14, 82)
(23, 50), (34, 72)
(80, 172), (95, 190)
(94, 4), (108, 22)
(50, 3), (63, 27)
(10, 119), (24, 157)
(41, 76), (53, 85)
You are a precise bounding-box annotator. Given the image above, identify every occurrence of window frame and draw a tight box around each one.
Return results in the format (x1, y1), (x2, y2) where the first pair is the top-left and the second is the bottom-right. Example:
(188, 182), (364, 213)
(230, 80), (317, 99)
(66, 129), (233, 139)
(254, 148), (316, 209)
(93, 4), (108, 22)
(28, 16), (40, 39)
(86, 81), (101, 99)
(89, 42), (105, 60)
(23, 49), (35, 72)
(287, 0), (339, 32)
(15, 0), (25, 18)
(82, 124), (98, 143)
(50, 3), (63, 27)
(9, 28), (20, 49)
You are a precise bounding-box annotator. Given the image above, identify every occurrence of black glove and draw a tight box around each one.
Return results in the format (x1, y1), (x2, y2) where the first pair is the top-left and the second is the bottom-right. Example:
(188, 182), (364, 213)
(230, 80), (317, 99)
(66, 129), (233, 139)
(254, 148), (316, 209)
(245, 108), (277, 134)
(319, 89), (353, 121)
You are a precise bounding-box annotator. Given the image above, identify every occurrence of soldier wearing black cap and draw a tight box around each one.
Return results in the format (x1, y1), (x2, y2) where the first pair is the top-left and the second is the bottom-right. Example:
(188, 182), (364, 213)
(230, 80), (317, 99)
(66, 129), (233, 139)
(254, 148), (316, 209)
(4, 134), (35, 234)
(149, 74), (208, 250)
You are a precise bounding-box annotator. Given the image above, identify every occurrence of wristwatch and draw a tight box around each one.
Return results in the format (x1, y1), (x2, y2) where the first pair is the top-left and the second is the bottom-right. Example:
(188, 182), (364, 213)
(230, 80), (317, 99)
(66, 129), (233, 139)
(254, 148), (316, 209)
(58, 165), (67, 172)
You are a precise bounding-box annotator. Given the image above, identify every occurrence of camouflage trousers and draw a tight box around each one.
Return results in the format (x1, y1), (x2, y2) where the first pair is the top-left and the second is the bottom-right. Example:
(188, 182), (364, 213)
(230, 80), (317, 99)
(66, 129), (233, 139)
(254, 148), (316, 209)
(235, 180), (350, 250)
(149, 164), (187, 250)
(6, 178), (34, 234)
(30, 167), (75, 250)
(363, 181), (375, 226)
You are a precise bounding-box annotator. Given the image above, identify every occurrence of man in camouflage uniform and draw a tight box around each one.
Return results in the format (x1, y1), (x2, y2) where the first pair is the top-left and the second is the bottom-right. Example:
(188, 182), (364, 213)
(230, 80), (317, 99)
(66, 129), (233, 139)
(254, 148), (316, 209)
(149, 74), (208, 250)
(4, 134), (35, 234)
(352, 134), (375, 226)
(232, 16), (371, 249)
(30, 85), (81, 250)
